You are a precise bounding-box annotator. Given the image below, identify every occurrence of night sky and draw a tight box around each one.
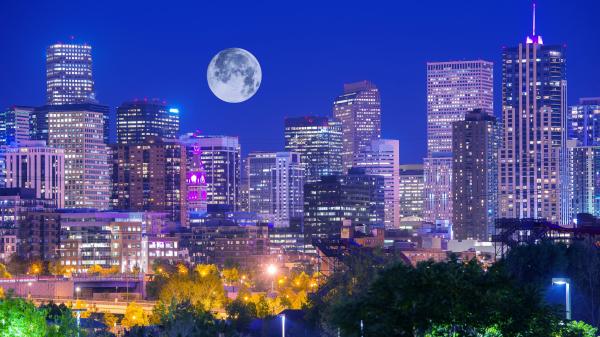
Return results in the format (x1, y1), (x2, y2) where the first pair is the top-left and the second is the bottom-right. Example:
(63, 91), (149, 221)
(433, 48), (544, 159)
(1, 0), (599, 163)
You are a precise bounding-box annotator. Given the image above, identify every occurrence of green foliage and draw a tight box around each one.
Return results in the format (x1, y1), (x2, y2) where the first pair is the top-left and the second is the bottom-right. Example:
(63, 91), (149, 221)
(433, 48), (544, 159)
(226, 299), (257, 332)
(0, 297), (48, 337)
(556, 320), (598, 337)
(308, 255), (565, 336)
(148, 300), (237, 337)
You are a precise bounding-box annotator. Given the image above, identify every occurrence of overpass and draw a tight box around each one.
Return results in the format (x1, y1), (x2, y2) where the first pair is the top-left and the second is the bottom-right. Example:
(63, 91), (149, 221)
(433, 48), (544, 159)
(31, 297), (156, 315)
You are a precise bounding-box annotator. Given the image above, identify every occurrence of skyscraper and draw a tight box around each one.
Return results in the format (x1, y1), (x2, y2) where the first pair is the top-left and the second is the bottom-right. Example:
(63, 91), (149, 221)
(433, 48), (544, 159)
(31, 104), (110, 144)
(568, 97), (600, 146)
(247, 152), (304, 227)
(0, 141), (65, 208)
(399, 164), (425, 226)
(566, 144), (600, 220)
(452, 109), (499, 241)
(180, 134), (241, 209)
(112, 137), (187, 225)
(332, 81), (381, 170)
(46, 42), (95, 105)
(424, 60), (493, 225)
(0, 106), (32, 145)
(355, 139), (400, 229)
(116, 99), (180, 144)
(304, 168), (384, 239)
(284, 116), (343, 183)
(499, 4), (567, 223)
(47, 104), (111, 209)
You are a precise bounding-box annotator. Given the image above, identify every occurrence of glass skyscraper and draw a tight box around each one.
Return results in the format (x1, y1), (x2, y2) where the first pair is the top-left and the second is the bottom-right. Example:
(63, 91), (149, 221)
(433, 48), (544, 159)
(46, 42), (95, 105)
(116, 99), (180, 144)
(332, 81), (381, 170)
(424, 60), (494, 225)
(284, 116), (343, 183)
(0, 106), (32, 145)
(498, 8), (567, 223)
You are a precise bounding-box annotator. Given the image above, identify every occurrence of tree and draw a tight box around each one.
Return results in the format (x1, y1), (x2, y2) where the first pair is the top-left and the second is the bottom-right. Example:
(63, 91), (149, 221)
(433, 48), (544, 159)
(0, 263), (12, 278)
(28, 260), (43, 276)
(48, 260), (66, 276)
(103, 311), (119, 329)
(122, 302), (150, 328)
(222, 267), (240, 285)
(0, 297), (48, 337)
(152, 300), (230, 337)
(226, 299), (257, 332)
(557, 320), (598, 337)
(311, 257), (563, 336)
(87, 264), (105, 276)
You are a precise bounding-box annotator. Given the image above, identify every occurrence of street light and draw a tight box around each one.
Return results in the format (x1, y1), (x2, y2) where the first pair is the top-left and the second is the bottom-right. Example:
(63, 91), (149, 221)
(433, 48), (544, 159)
(267, 264), (277, 293)
(552, 277), (571, 320)
(27, 282), (32, 299)
(280, 314), (286, 337)
(75, 286), (81, 301)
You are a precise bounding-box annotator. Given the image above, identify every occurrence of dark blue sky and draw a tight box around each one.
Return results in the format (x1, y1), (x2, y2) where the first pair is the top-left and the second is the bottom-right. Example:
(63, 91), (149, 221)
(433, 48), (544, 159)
(1, 0), (599, 163)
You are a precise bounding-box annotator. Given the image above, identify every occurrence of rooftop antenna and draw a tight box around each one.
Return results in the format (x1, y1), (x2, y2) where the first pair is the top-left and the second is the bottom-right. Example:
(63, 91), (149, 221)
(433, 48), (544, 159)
(532, 1), (536, 36)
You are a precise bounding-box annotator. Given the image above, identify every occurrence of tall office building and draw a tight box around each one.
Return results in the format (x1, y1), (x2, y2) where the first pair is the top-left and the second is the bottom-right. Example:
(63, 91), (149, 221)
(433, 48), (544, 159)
(284, 116), (343, 183)
(180, 134), (241, 209)
(46, 42), (95, 105)
(452, 109), (499, 241)
(498, 4), (567, 223)
(0, 141), (65, 207)
(247, 152), (304, 227)
(0, 106), (32, 145)
(304, 168), (384, 239)
(355, 139), (400, 229)
(112, 137), (187, 225)
(48, 104), (111, 209)
(568, 97), (600, 146)
(116, 99), (180, 144)
(424, 60), (493, 225)
(31, 104), (110, 144)
(399, 164), (425, 223)
(332, 81), (381, 170)
(566, 145), (600, 220)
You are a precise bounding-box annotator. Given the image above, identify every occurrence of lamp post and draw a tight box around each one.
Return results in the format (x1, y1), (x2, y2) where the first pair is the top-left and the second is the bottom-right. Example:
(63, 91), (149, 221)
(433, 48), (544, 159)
(27, 281), (32, 299)
(267, 264), (277, 293)
(75, 286), (81, 301)
(280, 314), (286, 337)
(552, 278), (571, 320)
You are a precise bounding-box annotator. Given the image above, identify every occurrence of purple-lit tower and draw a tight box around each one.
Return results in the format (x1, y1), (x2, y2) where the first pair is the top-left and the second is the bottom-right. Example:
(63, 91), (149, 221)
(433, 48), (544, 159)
(185, 132), (208, 214)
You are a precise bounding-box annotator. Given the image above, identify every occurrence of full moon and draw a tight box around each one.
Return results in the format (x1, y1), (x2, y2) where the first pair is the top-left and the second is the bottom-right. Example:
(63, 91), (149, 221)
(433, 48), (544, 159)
(207, 48), (262, 103)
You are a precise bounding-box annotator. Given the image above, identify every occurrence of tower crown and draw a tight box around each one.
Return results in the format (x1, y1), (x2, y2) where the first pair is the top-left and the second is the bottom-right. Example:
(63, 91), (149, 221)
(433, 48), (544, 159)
(526, 1), (543, 44)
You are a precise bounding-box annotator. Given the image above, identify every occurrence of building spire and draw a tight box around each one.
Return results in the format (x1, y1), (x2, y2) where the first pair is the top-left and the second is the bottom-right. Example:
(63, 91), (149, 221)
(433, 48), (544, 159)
(532, 0), (536, 36)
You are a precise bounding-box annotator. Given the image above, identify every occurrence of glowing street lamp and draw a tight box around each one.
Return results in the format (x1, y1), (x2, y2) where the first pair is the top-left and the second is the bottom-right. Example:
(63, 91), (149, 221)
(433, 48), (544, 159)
(76, 286), (81, 300)
(552, 278), (571, 320)
(280, 314), (286, 337)
(267, 264), (277, 293)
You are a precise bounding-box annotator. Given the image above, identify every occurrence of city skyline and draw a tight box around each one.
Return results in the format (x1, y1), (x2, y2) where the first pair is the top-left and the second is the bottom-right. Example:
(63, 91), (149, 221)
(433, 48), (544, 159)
(2, 1), (599, 163)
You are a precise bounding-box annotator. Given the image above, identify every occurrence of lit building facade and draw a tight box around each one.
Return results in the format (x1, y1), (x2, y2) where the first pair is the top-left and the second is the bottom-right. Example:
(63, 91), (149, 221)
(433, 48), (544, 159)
(568, 97), (600, 146)
(355, 139), (400, 229)
(47, 104), (111, 209)
(498, 9), (567, 223)
(284, 116), (343, 183)
(0, 106), (32, 145)
(304, 168), (385, 240)
(332, 81), (381, 170)
(0, 141), (65, 207)
(59, 211), (169, 273)
(452, 109), (500, 241)
(180, 134), (241, 209)
(424, 60), (493, 225)
(116, 99), (180, 144)
(566, 144), (600, 220)
(112, 137), (187, 225)
(247, 152), (304, 227)
(399, 164), (425, 224)
(46, 43), (95, 105)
